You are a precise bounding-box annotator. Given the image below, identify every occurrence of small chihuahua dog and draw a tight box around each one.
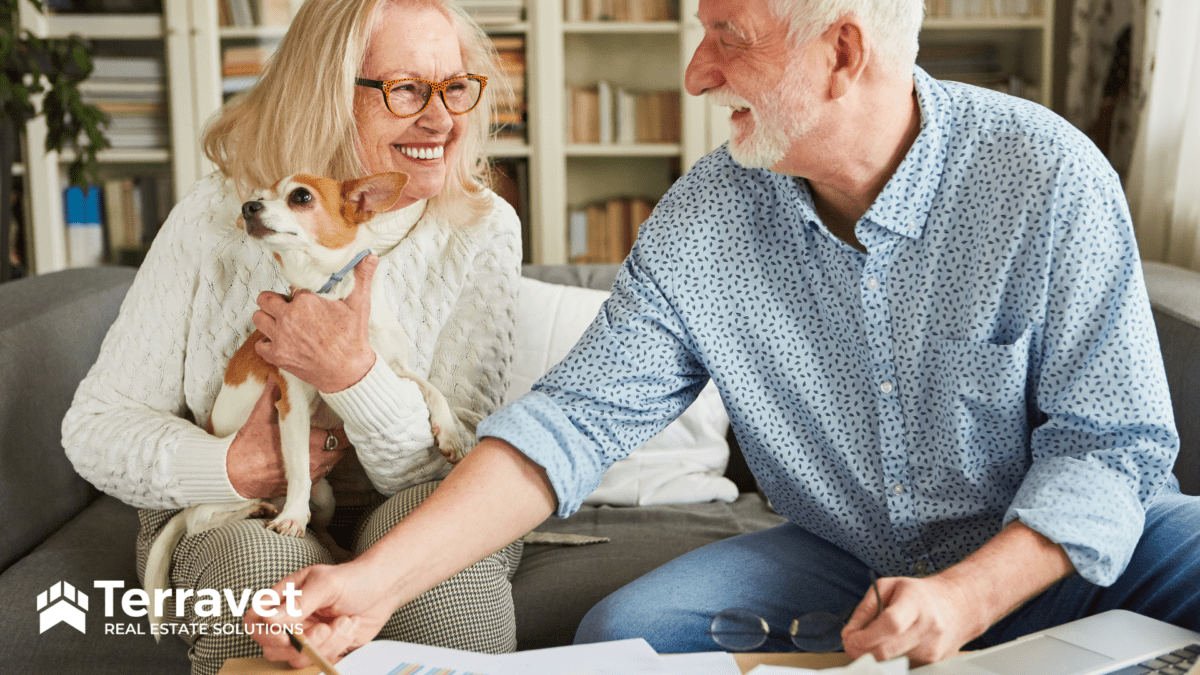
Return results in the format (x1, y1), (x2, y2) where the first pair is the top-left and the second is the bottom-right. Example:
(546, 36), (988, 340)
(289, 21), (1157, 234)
(144, 172), (464, 635)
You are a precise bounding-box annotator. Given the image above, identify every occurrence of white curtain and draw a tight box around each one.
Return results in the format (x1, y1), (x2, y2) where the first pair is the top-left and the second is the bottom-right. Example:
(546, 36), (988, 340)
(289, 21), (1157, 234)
(1126, 0), (1200, 272)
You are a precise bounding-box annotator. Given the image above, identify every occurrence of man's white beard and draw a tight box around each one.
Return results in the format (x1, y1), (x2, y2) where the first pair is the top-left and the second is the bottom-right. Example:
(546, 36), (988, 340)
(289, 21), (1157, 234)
(708, 64), (816, 169)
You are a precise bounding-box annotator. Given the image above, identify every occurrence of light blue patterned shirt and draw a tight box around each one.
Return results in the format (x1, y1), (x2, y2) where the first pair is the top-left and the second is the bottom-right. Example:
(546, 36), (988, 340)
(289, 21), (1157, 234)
(478, 68), (1179, 586)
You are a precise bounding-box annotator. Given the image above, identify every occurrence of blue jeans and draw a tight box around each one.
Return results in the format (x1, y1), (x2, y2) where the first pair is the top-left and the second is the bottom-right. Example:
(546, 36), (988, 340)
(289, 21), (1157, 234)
(573, 488), (1200, 653)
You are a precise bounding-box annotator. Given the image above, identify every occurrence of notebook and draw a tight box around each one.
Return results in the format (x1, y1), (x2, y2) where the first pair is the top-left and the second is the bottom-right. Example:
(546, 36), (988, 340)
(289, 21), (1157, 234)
(912, 610), (1200, 675)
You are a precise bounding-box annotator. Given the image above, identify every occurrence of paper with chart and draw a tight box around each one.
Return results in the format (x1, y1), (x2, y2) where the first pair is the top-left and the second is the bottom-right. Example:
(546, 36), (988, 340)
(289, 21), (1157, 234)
(332, 637), (701, 675)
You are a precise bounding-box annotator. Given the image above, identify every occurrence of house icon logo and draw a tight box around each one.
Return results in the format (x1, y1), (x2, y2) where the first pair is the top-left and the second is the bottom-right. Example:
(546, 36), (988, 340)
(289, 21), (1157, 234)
(38, 581), (88, 634)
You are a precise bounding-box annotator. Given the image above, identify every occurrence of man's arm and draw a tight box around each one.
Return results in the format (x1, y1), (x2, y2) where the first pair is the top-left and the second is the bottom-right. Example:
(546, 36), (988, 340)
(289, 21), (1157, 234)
(245, 437), (556, 667)
(842, 520), (1074, 666)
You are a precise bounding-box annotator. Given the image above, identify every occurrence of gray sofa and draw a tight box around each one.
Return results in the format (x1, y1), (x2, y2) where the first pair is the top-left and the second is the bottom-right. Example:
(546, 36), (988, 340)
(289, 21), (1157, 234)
(0, 261), (1196, 674)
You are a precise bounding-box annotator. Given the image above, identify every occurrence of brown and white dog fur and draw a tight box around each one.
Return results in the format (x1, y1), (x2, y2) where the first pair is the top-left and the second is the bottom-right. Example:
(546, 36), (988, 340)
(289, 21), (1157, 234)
(144, 172), (464, 635)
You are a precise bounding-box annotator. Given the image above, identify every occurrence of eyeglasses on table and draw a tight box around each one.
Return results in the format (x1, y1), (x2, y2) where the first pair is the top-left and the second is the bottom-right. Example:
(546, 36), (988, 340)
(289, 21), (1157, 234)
(708, 570), (882, 653)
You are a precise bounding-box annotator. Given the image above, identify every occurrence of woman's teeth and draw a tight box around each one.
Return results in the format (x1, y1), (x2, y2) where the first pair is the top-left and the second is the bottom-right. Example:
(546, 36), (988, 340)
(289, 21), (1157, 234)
(399, 145), (444, 160)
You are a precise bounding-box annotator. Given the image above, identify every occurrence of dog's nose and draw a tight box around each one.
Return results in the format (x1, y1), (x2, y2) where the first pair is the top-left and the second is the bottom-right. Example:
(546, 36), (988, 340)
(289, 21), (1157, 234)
(241, 201), (264, 219)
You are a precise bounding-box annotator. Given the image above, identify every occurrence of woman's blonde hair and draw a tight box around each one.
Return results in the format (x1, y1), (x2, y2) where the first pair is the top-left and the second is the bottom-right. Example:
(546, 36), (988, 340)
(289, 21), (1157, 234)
(202, 0), (501, 222)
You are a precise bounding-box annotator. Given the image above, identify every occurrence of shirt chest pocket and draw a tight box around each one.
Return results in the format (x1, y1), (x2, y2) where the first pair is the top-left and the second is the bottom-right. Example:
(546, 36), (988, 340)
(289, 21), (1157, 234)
(926, 324), (1035, 479)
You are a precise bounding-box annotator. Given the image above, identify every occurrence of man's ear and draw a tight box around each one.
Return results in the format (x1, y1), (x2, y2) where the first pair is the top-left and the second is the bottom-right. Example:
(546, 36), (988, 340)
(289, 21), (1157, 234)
(826, 15), (868, 100)
(342, 172), (410, 215)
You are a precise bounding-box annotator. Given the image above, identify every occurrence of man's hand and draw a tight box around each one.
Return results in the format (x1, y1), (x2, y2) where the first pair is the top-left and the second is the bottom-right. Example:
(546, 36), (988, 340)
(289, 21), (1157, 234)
(253, 254), (379, 394)
(841, 574), (978, 665)
(840, 522), (1075, 667)
(226, 377), (350, 500)
(246, 438), (557, 667)
(246, 559), (399, 668)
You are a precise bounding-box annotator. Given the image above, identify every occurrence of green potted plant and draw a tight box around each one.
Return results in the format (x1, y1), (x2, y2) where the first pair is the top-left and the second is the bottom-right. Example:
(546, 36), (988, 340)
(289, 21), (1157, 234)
(1, 0), (109, 281)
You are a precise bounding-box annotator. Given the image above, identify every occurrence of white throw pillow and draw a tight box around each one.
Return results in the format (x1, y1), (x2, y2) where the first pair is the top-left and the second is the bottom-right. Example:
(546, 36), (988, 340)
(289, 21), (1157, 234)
(506, 276), (738, 506)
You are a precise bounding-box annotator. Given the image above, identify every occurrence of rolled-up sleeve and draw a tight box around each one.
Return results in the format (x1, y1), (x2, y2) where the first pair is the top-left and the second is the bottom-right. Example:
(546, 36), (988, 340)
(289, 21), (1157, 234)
(1004, 165), (1178, 586)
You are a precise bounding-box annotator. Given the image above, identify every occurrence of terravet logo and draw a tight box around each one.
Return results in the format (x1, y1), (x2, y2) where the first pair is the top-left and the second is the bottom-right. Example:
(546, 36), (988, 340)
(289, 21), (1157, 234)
(36, 580), (304, 637)
(38, 581), (89, 634)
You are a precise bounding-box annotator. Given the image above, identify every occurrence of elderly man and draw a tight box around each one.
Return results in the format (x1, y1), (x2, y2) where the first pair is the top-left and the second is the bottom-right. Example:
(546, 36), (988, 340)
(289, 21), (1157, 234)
(249, 0), (1200, 667)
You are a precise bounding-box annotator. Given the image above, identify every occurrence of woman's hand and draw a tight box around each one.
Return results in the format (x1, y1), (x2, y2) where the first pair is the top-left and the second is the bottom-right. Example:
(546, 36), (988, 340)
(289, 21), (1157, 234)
(246, 559), (400, 667)
(226, 378), (351, 499)
(253, 254), (379, 394)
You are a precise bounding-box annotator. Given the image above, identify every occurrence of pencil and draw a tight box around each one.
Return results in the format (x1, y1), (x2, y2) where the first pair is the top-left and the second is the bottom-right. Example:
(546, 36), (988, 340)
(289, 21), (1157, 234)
(287, 630), (342, 675)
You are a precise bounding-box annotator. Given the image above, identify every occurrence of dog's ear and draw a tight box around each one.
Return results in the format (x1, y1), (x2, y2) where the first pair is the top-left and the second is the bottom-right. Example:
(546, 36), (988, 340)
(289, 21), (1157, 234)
(342, 173), (410, 215)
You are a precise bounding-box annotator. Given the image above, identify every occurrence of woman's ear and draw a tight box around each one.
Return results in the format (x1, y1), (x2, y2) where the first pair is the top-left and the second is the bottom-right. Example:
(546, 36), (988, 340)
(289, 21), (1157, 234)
(827, 17), (868, 100)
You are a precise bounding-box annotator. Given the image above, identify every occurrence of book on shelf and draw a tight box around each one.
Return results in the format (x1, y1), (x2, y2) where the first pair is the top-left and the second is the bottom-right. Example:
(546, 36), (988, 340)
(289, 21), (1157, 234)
(45, 0), (162, 14)
(924, 0), (1039, 19)
(223, 76), (260, 96)
(564, 0), (677, 22)
(222, 44), (274, 78)
(568, 85), (601, 143)
(568, 83), (680, 144)
(82, 57), (169, 150)
(462, 0), (525, 24)
(490, 35), (527, 141)
(256, 0), (294, 26)
(89, 56), (164, 82)
(63, 185), (104, 269)
(217, 0), (302, 27)
(568, 196), (655, 264)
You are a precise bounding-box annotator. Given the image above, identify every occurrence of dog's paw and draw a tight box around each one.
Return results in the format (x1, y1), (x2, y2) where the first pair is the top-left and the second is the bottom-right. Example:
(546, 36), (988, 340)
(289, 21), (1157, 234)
(266, 514), (308, 537)
(250, 501), (279, 519)
(432, 422), (465, 463)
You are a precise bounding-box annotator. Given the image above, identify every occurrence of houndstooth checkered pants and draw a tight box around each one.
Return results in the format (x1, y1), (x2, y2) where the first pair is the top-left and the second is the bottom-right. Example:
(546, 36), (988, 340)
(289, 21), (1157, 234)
(136, 481), (523, 675)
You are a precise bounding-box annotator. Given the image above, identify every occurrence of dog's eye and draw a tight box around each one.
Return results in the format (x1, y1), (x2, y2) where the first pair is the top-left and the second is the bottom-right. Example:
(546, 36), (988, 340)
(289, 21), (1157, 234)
(288, 188), (313, 205)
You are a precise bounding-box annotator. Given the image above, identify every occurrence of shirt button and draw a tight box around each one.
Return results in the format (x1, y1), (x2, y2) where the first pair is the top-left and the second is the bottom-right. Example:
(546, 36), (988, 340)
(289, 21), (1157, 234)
(880, 381), (894, 394)
(914, 560), (928, 575)
(866, 277), (879, 290)
(893, 483), (905, 495)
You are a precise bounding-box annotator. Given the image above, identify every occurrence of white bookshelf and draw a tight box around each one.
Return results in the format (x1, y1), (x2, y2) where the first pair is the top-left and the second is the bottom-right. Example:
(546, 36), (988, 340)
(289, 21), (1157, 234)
(16, 0), (1055, 272)
(15, 0), (208, 274)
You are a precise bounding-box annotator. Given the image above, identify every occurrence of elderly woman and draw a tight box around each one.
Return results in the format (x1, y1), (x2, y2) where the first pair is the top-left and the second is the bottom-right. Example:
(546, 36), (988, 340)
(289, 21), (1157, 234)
(60, 0), (521, 673)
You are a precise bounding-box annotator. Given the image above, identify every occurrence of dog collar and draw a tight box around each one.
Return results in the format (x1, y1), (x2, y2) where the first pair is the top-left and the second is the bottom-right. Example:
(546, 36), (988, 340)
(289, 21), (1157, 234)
(318, 249), (373, 294)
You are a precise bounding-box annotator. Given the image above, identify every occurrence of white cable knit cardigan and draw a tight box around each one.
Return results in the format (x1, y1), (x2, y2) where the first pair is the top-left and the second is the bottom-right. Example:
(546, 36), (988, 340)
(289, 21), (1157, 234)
(61, 172), (521, 510)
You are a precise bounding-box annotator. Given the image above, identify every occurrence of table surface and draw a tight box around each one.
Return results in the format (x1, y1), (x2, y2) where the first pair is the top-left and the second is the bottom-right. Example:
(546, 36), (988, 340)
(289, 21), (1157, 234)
(221, 651), (856, 674)
(734, 652), (855, 672)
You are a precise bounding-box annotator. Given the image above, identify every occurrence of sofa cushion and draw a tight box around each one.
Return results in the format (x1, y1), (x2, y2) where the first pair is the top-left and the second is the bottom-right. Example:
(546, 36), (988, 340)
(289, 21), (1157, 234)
(1143, 261), (1200, 495)
(512, 493), (785, 650)
(0, 266), (135, 574)
(510, 277), (738, 506)
(0, 495), (190, 673)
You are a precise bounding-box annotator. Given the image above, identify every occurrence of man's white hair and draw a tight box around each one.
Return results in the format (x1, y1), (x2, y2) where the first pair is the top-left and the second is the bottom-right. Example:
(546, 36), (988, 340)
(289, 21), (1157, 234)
(769, 0), (924, 77)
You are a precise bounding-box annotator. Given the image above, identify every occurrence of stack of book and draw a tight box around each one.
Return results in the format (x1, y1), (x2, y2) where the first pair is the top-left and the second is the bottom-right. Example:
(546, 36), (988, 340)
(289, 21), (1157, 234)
(218, 0), (298, 27)
(490, 35), (527, 142)
(98, 174), (172, 266)
(568, 196), (655, 264)
(82, 56), (168, 150)
(564, 0), (677, 22)
(487, 158), (531, 261)
(222, 44), (275, 95)
(924, 0), (1040, 19)
(568, 83), (680, 144)
(62, 176), (172, 268)
(462, 0), (524, 24)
